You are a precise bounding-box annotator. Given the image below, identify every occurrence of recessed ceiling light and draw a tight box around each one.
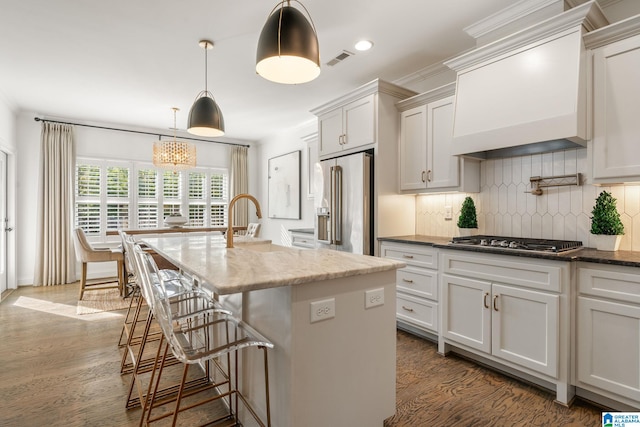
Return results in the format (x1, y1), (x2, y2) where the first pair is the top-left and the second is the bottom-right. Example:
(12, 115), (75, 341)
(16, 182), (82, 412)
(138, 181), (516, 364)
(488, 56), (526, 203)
(354, 40), (373, 51)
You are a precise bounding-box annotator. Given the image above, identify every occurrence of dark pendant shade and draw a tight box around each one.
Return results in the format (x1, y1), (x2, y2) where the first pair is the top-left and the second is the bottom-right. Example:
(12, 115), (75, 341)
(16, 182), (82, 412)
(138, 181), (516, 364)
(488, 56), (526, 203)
(187, 93), (225, 137)
(256, 3), (320, 84)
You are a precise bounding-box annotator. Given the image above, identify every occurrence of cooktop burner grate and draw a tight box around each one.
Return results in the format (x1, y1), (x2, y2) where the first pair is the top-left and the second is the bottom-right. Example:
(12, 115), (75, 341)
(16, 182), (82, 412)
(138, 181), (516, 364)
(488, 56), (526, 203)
(449, 235), (583, 253)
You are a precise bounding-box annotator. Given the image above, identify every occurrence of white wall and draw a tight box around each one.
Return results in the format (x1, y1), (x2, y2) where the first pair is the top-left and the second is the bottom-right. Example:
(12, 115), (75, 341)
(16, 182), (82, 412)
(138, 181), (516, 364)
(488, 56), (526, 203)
(255, 121), (317, 246)
(15, 112), (249, 285)
(0, 96), (17, 290)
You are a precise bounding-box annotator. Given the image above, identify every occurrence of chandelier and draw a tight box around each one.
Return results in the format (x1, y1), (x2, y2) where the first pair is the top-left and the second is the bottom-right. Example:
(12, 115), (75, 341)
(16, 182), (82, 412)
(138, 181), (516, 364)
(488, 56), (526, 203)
(153, 108), (196, 170)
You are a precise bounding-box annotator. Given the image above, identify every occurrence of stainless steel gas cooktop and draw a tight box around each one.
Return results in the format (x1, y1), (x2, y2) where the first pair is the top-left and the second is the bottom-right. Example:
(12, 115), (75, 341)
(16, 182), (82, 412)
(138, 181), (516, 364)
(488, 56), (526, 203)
(449, 235), (583, 253)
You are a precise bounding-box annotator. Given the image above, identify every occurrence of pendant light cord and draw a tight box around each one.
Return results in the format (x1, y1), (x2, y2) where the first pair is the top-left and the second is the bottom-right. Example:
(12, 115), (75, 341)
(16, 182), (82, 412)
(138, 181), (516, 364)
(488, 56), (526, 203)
(204, 41), (209, 93)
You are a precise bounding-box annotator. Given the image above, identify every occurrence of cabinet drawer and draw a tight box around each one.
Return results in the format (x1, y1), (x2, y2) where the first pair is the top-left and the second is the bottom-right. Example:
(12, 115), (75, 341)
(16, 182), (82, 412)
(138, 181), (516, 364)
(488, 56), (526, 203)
(291, 233), (315, 249)
(441, 250), (566, 293)
(578, 264), (640, 304)
(397, 267), (437, 301)
(396, 293), (438, 334)
(381, 243), (438, 269)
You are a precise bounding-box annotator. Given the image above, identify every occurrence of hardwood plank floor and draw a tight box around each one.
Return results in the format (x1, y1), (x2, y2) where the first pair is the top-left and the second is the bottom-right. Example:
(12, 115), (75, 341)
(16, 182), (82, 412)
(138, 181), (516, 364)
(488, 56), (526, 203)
(1, 284), (605, 426)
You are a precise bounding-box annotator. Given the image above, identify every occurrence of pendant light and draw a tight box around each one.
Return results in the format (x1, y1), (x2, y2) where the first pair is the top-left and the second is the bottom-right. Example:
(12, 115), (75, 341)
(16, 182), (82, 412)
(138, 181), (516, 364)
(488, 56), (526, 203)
(187, 40), (225, 137)
(256, 0), (320, 84)
(153, 108), (197, 170)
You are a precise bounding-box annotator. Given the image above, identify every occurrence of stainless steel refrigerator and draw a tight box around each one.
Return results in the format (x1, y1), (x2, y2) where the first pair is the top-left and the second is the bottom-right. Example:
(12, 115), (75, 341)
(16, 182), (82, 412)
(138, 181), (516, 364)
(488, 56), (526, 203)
(315, 151), (373, 255)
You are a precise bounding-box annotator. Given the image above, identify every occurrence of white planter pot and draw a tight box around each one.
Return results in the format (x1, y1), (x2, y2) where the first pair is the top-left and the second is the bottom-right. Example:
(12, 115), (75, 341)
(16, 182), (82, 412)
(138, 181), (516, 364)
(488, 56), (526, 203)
(458, 228), (478, 237)
(591, 234), (622, 251)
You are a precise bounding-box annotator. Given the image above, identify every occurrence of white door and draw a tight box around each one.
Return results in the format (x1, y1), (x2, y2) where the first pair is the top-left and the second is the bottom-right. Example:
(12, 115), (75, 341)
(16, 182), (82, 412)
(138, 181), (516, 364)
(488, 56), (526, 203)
(491, 283), (558, 377)
(0, 151), (7, 294)
(442, 273), (491, 353)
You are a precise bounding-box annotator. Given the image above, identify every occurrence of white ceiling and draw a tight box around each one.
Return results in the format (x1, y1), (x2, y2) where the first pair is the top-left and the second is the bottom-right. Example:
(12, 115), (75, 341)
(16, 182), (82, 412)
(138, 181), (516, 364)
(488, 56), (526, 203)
(0, 0), (516, 142)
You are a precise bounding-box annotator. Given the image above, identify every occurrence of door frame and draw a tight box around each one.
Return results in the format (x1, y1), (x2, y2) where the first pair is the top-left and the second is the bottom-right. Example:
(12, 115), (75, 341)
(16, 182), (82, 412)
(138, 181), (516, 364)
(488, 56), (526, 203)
(0, 145), (16, 294)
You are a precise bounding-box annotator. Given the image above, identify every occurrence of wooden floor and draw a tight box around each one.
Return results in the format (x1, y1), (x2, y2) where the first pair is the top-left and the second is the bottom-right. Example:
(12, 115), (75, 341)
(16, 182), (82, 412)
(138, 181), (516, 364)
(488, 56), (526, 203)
(0, 284), (604, 426)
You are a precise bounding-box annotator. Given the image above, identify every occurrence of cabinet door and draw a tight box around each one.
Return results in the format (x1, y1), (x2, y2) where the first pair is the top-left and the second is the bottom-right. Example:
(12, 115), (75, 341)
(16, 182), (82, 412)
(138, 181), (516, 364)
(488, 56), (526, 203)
(442, 274), (491, 353)
(427, 96), (459, 189)
(577, 296), (640, 401)
(318, 108), (344, 157)
(592, 34), (640, 180)
(343, 94), (375, 150)
(399, 105), (427, 190)
(491, 284), (558, 377)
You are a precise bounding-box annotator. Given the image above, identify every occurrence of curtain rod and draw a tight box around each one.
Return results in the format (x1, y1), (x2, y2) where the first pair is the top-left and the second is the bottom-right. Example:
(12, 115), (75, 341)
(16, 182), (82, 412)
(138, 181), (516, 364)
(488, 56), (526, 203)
(33, 117), (250, 148)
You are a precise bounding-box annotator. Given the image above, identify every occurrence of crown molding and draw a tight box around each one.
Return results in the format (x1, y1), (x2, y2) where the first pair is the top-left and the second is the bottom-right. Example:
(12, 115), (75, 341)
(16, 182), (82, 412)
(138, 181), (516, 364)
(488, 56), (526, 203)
(395, 83), (456, 112)
(584, 13), (640, 48)
(392, 62), (453, 88)
(445, 1), (608, 71)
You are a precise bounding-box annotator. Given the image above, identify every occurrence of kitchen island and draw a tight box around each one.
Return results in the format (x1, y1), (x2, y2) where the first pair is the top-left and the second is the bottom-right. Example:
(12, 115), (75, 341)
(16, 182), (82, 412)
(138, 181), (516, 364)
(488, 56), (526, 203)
(142, 234), (405, 427)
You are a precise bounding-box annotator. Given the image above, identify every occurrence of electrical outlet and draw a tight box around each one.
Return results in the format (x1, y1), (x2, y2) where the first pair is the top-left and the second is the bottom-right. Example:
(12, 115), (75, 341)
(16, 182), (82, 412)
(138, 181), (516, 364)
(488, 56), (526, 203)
(310, 298), (335, 323)
(445, 206), (453, 220)
(365, 288), (384, 309)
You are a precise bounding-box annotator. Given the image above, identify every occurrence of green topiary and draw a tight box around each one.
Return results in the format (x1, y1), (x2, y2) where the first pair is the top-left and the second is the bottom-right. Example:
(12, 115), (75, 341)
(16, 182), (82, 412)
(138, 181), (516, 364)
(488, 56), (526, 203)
(457, 196), (478, 229)
(590, 191), (624, 235)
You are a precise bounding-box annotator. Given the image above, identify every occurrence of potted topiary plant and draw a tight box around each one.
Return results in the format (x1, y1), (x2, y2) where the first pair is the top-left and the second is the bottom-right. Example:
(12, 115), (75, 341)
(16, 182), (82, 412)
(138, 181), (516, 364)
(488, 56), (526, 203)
(457, 196), (478, 236)
(590, 191), (624, 251)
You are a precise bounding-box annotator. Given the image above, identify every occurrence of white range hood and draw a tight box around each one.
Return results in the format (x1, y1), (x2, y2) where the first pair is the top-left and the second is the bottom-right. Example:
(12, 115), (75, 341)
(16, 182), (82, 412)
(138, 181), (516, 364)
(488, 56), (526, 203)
(445, 1), (608, 159)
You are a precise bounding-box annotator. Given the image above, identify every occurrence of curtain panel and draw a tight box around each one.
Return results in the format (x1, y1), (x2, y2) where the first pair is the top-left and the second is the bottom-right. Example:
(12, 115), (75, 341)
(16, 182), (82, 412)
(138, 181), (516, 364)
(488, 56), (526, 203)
(230, 146), (249, 231)
(33, 122), (76, 286)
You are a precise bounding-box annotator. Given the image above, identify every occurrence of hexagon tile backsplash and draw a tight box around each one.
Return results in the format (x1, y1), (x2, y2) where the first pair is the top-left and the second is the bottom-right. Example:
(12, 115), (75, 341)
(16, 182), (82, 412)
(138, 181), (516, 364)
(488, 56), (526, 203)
(416, 148), (640, 251)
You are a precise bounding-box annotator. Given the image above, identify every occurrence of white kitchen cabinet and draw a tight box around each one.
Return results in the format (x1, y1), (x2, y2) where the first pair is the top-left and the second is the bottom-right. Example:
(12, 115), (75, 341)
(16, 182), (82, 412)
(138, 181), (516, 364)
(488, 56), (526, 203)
(396, 84), (479, 193)
(311, 79), (416, 160)
(576, 263), (640, 407)
(381, 242), (439, 336)
(440, 249), (572, 404)
(290, 229), (315, 249)
(442, 274), (558, 378)
(317, 94), (375, 157)
(586, 18), (640, 183)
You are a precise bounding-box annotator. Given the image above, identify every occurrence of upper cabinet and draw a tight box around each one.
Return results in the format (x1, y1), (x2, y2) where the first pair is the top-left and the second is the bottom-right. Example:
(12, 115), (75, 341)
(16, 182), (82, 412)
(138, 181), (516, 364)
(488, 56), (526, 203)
(311, 79), (416, 160)
(586, 16), (640, 184)
(317, 94), (375, 157)
(396, 83), (479, 193)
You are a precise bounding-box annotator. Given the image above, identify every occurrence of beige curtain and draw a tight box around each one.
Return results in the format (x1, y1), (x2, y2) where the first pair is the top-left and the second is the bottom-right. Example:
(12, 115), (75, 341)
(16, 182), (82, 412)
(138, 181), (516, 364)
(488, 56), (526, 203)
(230, 146), (249, 231)
(33, 123), (76, 286)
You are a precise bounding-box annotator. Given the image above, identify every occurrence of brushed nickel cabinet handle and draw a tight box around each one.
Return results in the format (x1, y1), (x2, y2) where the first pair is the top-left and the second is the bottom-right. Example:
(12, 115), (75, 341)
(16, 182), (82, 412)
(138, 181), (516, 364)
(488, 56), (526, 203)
(483, 292), (489, 309)
(402, 306), (414, 312)
(427, 169), (432, 182)
(402, 254), (414, 259)
(421, 170), (426, 183)
(402, 278), (414, 283)
(493, 294), (499, 312)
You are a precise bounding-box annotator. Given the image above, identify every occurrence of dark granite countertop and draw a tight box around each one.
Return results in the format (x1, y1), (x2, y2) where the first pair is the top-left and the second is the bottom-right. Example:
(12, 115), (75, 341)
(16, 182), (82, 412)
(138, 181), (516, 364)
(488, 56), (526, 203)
(378, 235), (640, 268)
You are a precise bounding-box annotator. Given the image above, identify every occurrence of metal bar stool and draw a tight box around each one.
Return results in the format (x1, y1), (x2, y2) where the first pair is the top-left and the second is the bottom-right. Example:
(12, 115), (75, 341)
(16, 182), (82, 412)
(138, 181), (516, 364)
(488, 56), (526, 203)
(138, 250), (273, 427)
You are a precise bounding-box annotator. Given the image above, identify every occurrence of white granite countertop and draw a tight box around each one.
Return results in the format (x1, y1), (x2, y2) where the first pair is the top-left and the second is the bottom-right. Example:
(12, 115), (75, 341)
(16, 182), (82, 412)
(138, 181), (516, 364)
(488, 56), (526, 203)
(142, 234), (405, 295)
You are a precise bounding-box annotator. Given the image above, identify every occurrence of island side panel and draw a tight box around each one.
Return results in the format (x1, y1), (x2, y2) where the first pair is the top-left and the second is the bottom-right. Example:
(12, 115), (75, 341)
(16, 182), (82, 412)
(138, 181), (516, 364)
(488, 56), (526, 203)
(291, 270), (397, 426)
(240, 270), (398, 427)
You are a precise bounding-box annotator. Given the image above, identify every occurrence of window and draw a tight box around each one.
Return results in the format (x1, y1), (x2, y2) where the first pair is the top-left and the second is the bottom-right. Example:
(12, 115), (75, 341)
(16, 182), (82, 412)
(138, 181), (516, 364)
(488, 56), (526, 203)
(75, 159), (229, 240)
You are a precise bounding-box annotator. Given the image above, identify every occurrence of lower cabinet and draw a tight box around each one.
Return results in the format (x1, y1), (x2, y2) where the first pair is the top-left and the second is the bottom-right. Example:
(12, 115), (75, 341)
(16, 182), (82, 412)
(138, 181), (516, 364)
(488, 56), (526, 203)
(576, 263), (640, 407)
(442, 274), (558, 377)
(290, 230), (315, 249)
(440, 249), (571, 404)
(380, 242), (439, 336)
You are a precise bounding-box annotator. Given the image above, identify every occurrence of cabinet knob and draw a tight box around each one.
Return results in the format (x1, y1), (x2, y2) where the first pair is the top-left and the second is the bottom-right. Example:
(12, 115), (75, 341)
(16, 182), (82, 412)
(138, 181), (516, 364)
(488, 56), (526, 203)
(402, 306), (414, 312)
(493, 294), (499, 311)
(483, 292), (489, 309)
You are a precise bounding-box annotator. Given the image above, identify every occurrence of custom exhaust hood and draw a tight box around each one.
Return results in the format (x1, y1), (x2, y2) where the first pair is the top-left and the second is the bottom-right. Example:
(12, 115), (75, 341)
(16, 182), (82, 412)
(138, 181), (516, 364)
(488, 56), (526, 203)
(444, 1), (608, 159)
